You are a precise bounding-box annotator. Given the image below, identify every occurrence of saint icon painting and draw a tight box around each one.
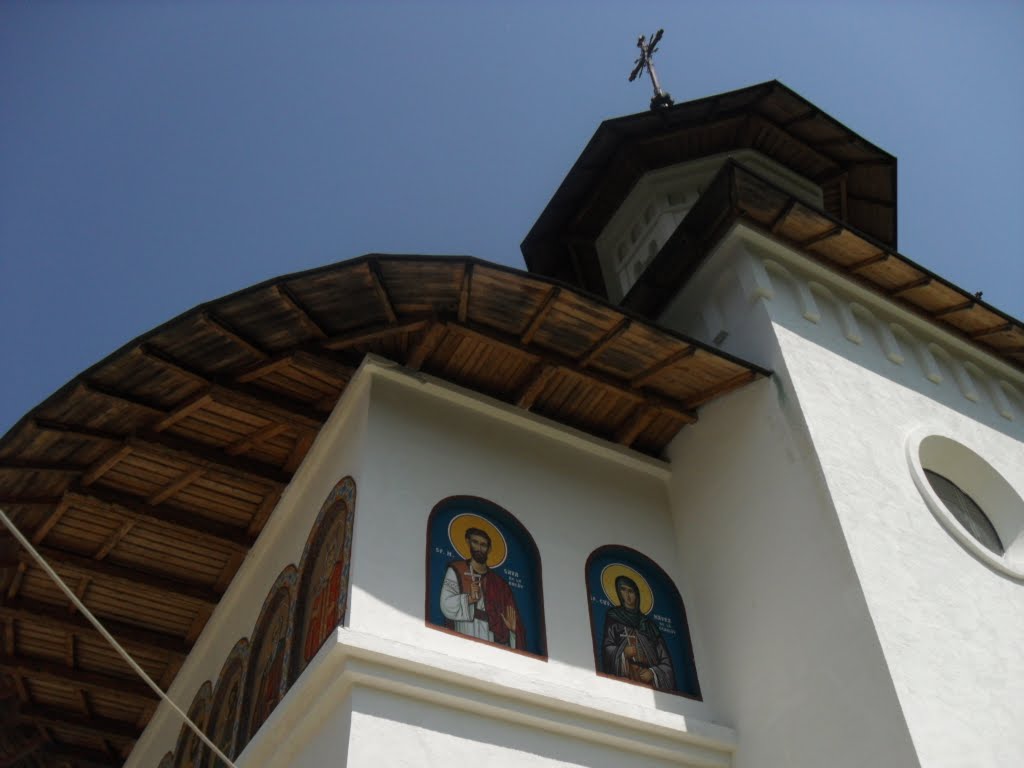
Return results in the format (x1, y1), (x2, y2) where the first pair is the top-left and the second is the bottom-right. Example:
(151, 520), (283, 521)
(426, 496), (546, 658)
(586, 546), (700, 698)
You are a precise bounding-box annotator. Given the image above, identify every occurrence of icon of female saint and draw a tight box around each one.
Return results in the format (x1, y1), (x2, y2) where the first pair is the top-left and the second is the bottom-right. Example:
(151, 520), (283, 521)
(599, 564), (675, 690)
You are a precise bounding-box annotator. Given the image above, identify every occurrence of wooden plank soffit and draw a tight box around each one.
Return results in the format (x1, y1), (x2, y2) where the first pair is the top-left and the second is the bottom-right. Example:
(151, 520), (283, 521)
(450, 322), (698, 424)
(18, 546), (220, 606)
(18, 703), (143, 741)
(0, 652), (159, 700)
(0, 600), (189, 657)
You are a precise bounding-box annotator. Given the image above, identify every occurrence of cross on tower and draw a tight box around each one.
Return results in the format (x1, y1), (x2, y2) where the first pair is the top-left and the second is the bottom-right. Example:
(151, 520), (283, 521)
(628, 29), (673, 110)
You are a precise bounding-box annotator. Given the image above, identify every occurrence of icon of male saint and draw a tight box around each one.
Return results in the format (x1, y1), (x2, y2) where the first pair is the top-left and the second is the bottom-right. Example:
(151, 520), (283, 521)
(440, 519), (523, 649)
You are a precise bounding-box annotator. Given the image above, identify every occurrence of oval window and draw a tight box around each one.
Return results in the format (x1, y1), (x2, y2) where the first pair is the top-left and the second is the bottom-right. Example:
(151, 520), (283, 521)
(906, 430), (1024, 579)
(923, 470), (1003, 555)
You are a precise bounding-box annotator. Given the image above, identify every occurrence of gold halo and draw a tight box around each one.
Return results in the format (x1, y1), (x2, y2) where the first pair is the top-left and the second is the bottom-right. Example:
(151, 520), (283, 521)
(448, 513), (507, 568)
(601, 564), (654, 615)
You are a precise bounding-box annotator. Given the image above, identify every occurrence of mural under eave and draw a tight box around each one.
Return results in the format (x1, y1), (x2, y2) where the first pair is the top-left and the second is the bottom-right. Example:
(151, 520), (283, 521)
(174, 680), (212, 768)
(291, 476), (356, 684)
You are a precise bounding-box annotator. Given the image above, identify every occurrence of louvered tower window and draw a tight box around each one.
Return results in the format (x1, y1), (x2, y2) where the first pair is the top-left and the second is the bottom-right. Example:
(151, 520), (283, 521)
(924, 470), (1004, 556)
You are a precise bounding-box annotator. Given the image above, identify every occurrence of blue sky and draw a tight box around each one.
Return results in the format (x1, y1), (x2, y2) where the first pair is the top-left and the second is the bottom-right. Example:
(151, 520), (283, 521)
(2, 1), (1022, 434)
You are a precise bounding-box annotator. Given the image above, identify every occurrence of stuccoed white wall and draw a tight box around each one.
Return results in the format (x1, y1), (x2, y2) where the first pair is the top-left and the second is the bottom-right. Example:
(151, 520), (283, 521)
(321, 364), (734, 766)
(665, 314), (920, 767)
(762, 294), (1024, 765)
(124, 371), (372, 767)
(665, 226), (1024, 767)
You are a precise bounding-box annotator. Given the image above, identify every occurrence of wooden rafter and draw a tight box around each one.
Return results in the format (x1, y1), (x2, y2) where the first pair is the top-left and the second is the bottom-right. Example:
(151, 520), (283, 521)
(321, 318), (431, 351)
(932, 301), (976, 320)
(199, 311), (269, 360)
(458, 262), (474, 322)
(78, 382), (164, 419)
(630, 346), (696, 389)
(63, 486), (253, 550)
(14, 546), (220, 607)
(81, 445), (132, 487)
(207, 384), (325, 430)
(516, 364), (557, 410)
(450, 322), (697, 424)
(520, 287), (560, 345)
(233, 355), (294, 384)
(274, 283), (329, 340)
(225, 423), (289, 457)
(797, 225), (843, 249)
(367, 260), (398, 325)
(577, 318), (630, 368)
(17, 704), (142, 742)
(970, 322), (1012, 340)
(126, 434), (290, 487)
(0, 601), (188, 658)
(889, 277), (932, 297)
(30, 497), (71, 546)
(406, 324), (447, 371)
(615, 405), (659, 446)
(137, 344), (208, 388)
(846, 251), (889, 273)
(0, 653), (157, 701)
(769, 199), (797, 234)
(151, 391), (212, 433)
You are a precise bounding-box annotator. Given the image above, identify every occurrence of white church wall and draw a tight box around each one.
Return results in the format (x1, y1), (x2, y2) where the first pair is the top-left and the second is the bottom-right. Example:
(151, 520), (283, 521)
(673, 227), (1024, 766)
(344, 364), (723, 725)
(665, 355), (921, 767)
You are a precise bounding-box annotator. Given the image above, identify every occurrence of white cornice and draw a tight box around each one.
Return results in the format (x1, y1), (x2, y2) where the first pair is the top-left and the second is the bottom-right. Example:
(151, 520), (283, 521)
(240, 628), (737, 768)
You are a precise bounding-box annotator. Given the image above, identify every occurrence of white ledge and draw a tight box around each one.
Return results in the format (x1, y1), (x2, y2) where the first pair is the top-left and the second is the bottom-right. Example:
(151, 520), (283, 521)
(240, 627), (737, 768)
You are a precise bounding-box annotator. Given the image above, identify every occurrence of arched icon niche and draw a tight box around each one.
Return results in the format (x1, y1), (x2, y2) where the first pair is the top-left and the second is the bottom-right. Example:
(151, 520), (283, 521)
(291, 476), (357, 684)
(425, 496), (547, 658)
(207, 637), (249, 767)
(173, 680), (212, 768)
(237, 565), (297, 750)
(585, 545), (701, 699)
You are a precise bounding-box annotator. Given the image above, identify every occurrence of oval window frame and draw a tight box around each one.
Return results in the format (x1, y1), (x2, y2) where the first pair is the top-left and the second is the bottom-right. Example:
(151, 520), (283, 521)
(906, 428), (1024, 580)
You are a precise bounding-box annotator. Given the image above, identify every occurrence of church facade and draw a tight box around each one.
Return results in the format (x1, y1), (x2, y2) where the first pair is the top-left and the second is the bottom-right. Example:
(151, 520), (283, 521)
(1, 82), (1021, 768)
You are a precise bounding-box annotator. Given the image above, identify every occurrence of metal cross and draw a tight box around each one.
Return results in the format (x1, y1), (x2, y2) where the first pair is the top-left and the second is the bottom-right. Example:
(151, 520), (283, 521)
(628, 29), (673, 109)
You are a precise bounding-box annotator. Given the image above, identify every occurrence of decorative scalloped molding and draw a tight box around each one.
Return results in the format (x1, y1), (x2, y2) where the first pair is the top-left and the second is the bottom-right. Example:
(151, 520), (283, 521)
(673, 225), (1023, 424)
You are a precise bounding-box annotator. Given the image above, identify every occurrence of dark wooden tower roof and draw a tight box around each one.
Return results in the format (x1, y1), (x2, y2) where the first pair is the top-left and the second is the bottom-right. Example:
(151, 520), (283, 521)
(522, 80), (898, 292)
(0, 255), (766, 767)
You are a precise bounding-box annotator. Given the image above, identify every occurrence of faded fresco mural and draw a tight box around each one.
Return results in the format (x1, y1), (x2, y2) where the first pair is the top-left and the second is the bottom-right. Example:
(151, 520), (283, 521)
(426, 496), (546, 657)
(174, 680), (212, 768)
(238, 565), (297, 750)
(291, 476), (356, 683)
(207, 637), (249, 767)
(585, 545), (700, 698)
